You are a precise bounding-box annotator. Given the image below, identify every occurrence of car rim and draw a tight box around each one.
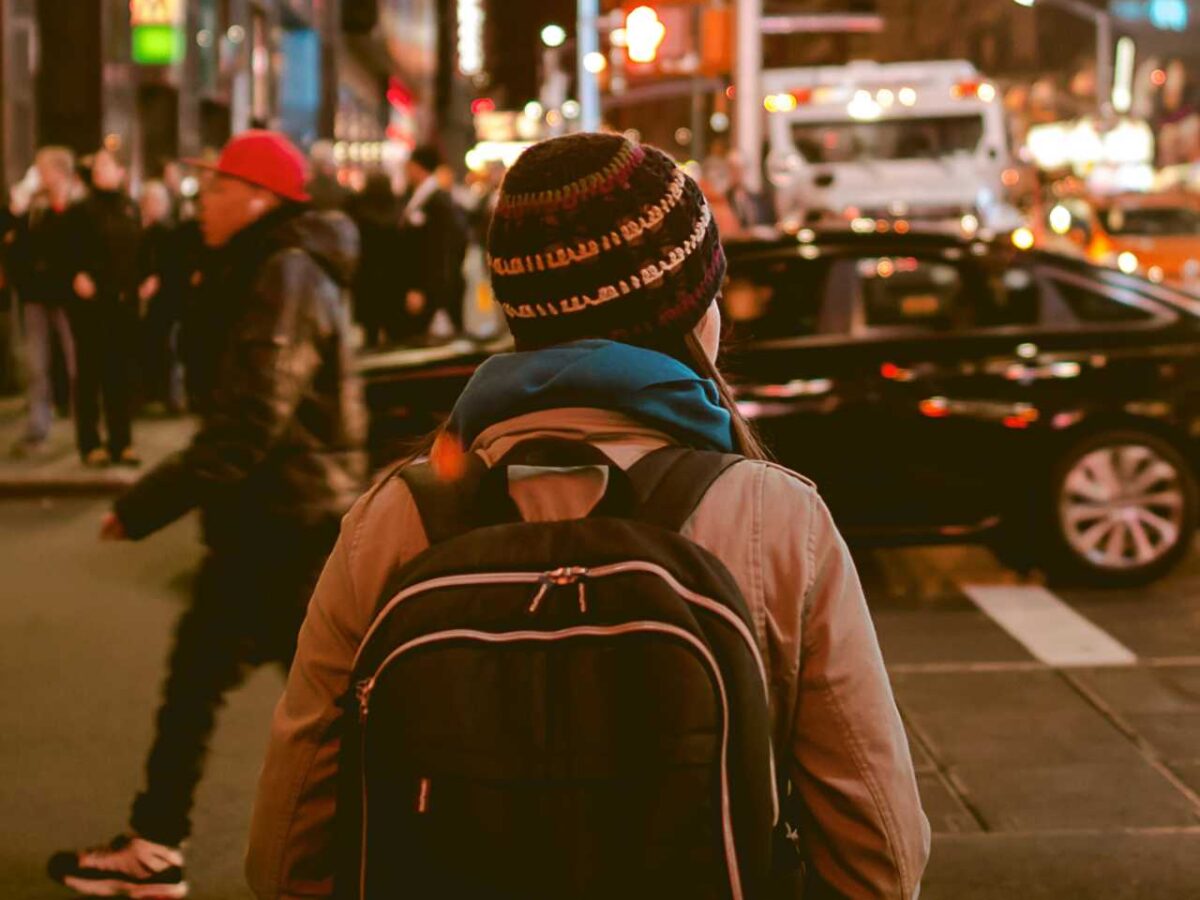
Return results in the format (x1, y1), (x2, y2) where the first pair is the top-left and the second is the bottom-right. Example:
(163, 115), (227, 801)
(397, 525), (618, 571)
(1059, 444), (1186, 571)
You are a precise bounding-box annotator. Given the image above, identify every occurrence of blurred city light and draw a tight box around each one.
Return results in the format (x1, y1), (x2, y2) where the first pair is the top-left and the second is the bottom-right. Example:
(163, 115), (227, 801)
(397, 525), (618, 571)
(540, 23), (566, 48)
(847, 89), (882, 121)
(561, 100), (581, 120)
(523, 100), (544, 120)
(1012, 227), (1036, 250)
(583, 51), (607, 74)
(898, 86), (918, 106)
(1118, 251), (1140, 274)
(625, 6), (666, 64)
(1049, 205), (1073, 235)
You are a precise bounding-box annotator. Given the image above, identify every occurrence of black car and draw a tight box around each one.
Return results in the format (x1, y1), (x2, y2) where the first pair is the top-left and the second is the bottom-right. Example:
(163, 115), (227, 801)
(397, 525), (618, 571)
(360, 229), (1200, 586)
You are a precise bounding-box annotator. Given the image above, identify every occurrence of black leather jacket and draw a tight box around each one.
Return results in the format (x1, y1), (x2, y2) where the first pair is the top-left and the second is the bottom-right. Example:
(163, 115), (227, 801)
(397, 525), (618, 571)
(115, 205), (368, 547)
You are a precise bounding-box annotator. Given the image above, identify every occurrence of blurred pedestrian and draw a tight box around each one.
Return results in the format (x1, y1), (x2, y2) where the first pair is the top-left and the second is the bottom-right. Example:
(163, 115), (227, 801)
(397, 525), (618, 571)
(70, 147), (141, 467)
(246, 132), (929, 900)
(137, 180), (186, 414)
(307, 139), (351, 211)
(726, 150), (773, 230)
(401, 145), (469, 336)
(47, 130), (368, 899)
(346, 171), (403, 346)
(162, 160), (197, 221)
(7, 147), (80, 457)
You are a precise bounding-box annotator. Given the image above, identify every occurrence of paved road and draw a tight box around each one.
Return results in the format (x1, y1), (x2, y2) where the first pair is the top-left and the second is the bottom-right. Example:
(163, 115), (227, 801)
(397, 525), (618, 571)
(1, 497), (1198, 899)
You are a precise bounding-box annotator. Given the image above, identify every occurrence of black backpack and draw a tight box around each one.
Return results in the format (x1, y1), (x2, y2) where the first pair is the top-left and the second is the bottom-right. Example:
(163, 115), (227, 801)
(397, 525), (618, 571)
(335, 440), (786, 899)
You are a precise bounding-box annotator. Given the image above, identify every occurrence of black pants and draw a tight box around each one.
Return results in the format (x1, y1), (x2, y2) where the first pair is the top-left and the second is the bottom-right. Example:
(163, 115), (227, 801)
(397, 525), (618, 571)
(72, 305), (133, 457)
(129, 521), (339, 845)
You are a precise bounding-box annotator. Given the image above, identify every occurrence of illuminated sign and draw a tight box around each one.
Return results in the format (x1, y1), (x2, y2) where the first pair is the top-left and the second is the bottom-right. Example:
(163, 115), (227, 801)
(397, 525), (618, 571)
(1110, 0), (1190, 31)
(131, 0), (184, 65)
(130, 0), (182, 27)
(457, 0), (484, 76)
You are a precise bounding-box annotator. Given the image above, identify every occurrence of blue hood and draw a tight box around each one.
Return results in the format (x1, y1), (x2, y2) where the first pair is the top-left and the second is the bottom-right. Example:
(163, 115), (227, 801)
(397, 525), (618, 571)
(447, 340), (733, 452)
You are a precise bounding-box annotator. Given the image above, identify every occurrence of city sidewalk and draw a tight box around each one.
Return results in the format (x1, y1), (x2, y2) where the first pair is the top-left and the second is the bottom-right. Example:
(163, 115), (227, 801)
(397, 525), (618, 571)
(0, 397), (195, 497)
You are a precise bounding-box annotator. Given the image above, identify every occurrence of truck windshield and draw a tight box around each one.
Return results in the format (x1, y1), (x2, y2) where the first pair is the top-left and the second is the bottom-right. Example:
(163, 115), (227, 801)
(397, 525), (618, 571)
(791, 114), (985, 164)
(1105, 206), (1200, 236)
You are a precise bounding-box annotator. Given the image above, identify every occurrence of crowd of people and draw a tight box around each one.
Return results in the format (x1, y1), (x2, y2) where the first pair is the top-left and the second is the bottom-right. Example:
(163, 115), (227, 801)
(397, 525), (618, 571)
(0, 138), (497, 467)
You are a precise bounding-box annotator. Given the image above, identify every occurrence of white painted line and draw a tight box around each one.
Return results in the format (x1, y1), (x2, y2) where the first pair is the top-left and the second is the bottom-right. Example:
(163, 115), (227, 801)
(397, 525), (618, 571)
(962, 584), (1138, 668)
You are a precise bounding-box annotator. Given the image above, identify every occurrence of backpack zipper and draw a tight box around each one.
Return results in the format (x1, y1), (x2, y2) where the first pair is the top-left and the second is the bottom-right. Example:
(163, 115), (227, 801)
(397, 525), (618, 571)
(355, 560), (778, 824)
(356, 622), (744, 900)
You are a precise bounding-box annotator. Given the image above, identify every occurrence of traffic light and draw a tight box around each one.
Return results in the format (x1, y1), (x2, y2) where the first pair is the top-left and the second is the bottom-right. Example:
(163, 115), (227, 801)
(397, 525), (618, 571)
(625, 6), (666, 64)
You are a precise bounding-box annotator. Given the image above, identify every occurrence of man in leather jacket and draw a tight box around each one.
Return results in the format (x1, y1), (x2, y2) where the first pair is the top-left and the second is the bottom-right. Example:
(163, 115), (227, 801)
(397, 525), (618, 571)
(48, 131), (367, 899)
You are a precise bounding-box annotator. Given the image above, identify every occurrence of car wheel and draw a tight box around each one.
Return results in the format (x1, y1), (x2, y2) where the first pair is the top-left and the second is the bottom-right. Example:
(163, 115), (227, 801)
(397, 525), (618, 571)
(1043, 431), (1198, 586)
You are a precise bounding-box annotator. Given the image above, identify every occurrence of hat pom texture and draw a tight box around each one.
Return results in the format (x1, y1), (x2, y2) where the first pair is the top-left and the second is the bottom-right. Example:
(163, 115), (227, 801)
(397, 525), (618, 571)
(487, 133), (725, 349)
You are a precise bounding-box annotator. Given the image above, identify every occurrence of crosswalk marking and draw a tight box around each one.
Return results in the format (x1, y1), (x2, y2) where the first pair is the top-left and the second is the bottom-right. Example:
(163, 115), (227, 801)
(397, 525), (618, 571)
(962, 584), (1138, 667)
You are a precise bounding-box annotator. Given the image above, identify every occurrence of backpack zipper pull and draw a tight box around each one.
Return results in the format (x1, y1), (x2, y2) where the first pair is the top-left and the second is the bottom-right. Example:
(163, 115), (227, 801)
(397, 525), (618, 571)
(529, 567), (590, 614)
(355, 678), (374, 723)
(528, 581), (551, 613)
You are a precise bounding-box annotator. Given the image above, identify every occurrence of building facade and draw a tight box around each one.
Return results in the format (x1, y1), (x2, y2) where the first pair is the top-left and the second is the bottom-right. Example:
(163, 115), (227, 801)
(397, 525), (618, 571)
(0, 0), (448, 188)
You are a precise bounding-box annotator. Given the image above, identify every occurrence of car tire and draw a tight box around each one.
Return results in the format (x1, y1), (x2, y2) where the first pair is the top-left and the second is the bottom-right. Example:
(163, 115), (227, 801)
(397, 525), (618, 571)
(1041, 430), (1198, 587)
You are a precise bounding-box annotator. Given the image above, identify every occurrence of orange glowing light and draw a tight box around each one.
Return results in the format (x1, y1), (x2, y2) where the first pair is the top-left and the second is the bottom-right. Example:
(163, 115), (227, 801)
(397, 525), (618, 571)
(1151, 68), (1168, 87)
(431, 432), (468, 481)
(919, 398), (951, 418)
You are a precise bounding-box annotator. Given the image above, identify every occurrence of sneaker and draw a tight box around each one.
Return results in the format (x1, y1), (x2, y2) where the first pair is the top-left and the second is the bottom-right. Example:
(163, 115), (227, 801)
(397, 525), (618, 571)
(115, 448), (142, 467)
(83, 448), (111, 468)
(47, 834), (187, 898)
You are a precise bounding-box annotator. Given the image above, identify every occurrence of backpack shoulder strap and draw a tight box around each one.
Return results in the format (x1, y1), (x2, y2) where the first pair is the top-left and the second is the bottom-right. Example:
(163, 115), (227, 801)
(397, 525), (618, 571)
(397, 453), (490, 545)
(628, 446), (744, 533)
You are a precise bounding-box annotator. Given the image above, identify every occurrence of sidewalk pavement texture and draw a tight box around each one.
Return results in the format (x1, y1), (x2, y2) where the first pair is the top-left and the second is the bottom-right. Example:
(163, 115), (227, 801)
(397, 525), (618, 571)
(0, 398), (195, 497)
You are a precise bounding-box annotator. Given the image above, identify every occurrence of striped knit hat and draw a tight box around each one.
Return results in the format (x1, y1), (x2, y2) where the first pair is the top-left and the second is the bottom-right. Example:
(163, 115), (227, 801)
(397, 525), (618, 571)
(488, 133), (725, 350)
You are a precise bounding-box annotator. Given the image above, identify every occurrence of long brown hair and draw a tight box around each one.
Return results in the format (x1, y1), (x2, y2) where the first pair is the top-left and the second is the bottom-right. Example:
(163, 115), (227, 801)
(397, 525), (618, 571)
(680, 330), (772, 462)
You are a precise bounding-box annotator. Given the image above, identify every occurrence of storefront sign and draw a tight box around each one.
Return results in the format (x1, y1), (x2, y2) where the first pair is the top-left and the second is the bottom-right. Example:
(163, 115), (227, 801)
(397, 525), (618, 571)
(1110, 0), (1190, 31)
(130, 0), (182, 27)
(131, 0), (185, 65)
(457, 0), (484, 76)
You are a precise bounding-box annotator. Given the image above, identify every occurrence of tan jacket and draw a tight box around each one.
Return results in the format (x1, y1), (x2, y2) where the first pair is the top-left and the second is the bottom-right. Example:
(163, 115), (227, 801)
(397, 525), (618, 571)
(246, 408), (930, 899)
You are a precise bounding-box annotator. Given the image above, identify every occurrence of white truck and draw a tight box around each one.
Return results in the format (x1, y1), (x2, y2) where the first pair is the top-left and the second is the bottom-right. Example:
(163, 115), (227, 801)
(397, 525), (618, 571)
(764, 60), (1018, 231)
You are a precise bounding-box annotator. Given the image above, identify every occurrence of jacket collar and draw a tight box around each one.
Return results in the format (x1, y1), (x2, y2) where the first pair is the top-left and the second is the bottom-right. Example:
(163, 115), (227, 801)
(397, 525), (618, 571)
(470, 407), (676, 469)
(221, 203), (305, 263)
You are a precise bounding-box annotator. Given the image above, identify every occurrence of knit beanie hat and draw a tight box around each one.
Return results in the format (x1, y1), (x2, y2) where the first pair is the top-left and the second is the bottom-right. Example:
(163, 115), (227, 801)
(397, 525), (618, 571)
(488, 133), (725, 350)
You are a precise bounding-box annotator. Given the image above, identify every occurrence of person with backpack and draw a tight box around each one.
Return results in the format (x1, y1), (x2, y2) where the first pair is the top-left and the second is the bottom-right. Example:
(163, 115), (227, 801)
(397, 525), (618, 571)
(47, 131), (368, 899)
(246, 133), (929, 900)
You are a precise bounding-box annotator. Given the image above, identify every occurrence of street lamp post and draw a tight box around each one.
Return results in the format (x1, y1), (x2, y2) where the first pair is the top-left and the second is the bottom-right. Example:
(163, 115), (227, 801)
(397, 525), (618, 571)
(578, 0), (602, 131)
(735, 0), (763, 192)
(1014, 0), (1114, 119)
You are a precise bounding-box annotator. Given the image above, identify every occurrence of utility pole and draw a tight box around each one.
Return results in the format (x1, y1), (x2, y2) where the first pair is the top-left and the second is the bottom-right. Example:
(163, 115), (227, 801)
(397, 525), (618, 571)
(578, 0), (601, 131)
(734, 0), (762, 191)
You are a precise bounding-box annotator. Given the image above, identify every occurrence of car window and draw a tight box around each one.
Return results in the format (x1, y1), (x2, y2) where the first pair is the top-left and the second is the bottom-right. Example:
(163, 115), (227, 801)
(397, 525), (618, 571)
(857, 254), (1043, 334)
(1052, 280), (1155, 323)
(722, 257), (831, 342)
(976, 262), (1042, 327)
(1105, 206), (1200, 236)
(859, 257), (963, 331)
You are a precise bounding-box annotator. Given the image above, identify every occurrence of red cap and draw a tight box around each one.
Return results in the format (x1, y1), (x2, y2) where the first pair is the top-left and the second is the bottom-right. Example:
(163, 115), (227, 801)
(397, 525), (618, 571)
(186, 130), (311, 203)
